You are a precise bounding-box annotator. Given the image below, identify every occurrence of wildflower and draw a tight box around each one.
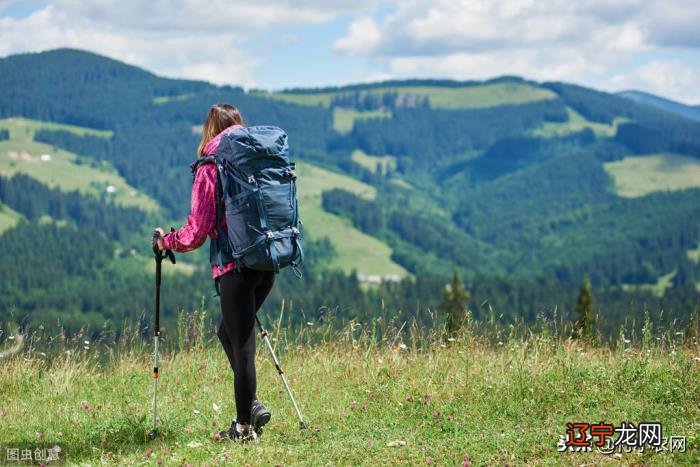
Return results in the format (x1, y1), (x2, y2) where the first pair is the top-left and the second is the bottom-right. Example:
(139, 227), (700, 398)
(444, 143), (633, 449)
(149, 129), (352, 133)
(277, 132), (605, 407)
(349, 401), (357, 411)
(387, 440), (406, 447)
(405, 396), (413, 402)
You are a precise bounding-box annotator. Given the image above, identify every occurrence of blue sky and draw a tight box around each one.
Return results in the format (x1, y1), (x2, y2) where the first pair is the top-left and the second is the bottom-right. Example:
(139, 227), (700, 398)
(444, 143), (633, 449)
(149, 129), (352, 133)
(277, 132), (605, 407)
(1, 1), (699, 104)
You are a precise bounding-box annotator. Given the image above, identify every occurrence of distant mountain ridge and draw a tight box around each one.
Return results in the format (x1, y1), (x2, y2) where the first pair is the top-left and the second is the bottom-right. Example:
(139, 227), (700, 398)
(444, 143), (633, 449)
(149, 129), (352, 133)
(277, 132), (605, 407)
(1, 48), (699, 335)
(617, 90), (700, 122)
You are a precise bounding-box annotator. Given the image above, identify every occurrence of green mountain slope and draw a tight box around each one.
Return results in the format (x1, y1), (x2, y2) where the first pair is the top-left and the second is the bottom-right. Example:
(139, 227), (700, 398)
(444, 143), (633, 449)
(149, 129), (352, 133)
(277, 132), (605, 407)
(256, 79), (557, 109)
(0, 117), (158, 212)
(0, 202), (22, 233)
(2, 48), (700, 335)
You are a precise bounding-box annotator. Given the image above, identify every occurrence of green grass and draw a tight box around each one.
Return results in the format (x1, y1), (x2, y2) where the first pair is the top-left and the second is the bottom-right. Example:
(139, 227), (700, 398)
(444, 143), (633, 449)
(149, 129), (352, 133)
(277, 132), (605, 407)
(688, 243), (700, 264)
(382, 82), (557, 109)
(0, 118), (158, 212)
(295, 161), (408, 278)
(333, 109), (392, 134)
(621, 270), (677, 298)
(0, 116), (113, 139)
(257, 82), (557, 110)
(251, 91), (334, 107)
(153, 94), (197, 105)
(529, 107), (628, 138)
(0, 203), (23, 234)
(350, 150), (397, 174)
(1, 324), (697, 465)
(604, 153), (700, 198)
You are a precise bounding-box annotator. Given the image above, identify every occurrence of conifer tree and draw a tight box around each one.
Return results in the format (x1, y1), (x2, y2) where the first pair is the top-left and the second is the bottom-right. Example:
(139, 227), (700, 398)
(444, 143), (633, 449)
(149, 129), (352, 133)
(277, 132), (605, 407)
(442, 268), (471, 337)
(572, 276), (597, 342)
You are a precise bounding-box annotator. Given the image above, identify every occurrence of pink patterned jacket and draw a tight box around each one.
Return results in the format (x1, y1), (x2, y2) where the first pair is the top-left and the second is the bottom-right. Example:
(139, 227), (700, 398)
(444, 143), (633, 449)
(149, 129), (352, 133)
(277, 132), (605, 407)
(162, 124), (242, 278)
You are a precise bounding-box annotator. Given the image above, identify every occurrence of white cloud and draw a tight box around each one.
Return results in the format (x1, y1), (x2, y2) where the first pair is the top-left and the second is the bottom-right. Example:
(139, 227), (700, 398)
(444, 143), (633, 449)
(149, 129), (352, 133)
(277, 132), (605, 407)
(1, 1), (698, 102)
(0, 1), (379, 87)
(0, 5), (262, 86)
(334, 16), (382, 56)
(334, 0), (700, 103)
(54, 0), (334, 32)
(610, 60), (700, 104)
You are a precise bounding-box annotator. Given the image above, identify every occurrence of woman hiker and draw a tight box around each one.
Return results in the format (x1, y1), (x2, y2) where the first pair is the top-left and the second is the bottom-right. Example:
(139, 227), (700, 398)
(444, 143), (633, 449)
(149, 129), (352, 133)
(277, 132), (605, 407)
(154, 103), (273, 443)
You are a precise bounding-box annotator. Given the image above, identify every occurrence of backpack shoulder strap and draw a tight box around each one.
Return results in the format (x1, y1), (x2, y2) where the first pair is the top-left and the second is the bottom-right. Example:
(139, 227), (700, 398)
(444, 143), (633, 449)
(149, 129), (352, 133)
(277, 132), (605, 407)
(190, 155), (217, 178)
(190, 155), (228, 272)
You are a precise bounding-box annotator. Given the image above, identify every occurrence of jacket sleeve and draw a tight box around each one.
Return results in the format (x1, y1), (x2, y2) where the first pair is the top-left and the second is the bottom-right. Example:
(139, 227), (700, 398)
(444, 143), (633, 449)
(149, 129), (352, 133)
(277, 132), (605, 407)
(162, 165), (218, 253)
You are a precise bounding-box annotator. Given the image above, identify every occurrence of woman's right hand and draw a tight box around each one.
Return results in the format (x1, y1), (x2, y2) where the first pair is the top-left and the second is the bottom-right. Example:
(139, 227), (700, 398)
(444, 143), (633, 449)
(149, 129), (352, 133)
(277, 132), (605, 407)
(154, 227), (166, 251)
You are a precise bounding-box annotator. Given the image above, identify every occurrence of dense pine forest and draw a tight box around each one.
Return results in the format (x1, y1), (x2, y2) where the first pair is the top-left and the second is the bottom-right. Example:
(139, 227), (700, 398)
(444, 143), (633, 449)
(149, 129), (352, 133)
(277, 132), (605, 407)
(1, 48), (699, 340)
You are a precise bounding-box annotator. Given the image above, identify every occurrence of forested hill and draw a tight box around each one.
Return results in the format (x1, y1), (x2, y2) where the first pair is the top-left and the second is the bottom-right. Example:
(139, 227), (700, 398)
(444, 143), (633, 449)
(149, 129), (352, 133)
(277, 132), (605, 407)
(1, 48), (699, 336)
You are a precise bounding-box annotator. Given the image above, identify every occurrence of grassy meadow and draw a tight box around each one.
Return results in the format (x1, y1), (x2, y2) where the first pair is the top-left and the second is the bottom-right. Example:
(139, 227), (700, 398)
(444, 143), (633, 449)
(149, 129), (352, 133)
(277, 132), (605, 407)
(256, 82), (556, 110)
(529, 107), (628, 138)
(0, 117), (158, 212)
(0, 203), (22, 234)
(604, 153), (700, 198)
(332, 109), (392, 134)
(0, 314), (698, 466)
(294, 161), (408, 278)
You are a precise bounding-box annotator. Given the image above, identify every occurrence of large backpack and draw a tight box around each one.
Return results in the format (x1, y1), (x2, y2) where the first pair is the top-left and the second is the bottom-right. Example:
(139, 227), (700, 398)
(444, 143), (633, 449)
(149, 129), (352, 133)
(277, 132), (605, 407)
(202, 126), (303, 275)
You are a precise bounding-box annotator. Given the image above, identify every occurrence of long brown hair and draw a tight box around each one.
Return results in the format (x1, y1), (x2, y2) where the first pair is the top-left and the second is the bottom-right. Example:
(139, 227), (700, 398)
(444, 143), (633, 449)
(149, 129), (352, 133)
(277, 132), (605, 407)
(197, 103), (244, 157)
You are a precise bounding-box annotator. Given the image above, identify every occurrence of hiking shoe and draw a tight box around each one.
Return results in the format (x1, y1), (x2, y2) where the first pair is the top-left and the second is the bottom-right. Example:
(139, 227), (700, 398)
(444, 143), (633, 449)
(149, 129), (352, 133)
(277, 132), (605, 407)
(251, 399), (271, 434)
(214, 421), (258, 443)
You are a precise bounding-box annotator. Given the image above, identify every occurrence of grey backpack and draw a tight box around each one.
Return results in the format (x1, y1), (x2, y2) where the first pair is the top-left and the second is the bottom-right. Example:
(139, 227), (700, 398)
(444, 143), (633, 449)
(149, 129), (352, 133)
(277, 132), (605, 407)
(205, 126), (303, 274)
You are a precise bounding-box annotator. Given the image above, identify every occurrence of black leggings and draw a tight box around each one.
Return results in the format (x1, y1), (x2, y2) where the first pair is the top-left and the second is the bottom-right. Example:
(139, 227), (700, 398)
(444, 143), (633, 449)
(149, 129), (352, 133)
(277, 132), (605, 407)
(217, 268), (275, 424)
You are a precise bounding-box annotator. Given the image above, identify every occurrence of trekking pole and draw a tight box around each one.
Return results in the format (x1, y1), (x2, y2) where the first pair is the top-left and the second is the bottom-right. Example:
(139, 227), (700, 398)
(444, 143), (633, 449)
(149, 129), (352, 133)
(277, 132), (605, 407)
(149, 230), (175, 440)
(256, 315), (306, 428)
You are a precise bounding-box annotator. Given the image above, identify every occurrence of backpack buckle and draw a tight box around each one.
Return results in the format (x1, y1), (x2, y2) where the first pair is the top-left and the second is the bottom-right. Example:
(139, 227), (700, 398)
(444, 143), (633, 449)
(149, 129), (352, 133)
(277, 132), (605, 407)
(291, 227), (300, 236)
(248, 175), (256, 184)
(266, 231), (274, 239)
